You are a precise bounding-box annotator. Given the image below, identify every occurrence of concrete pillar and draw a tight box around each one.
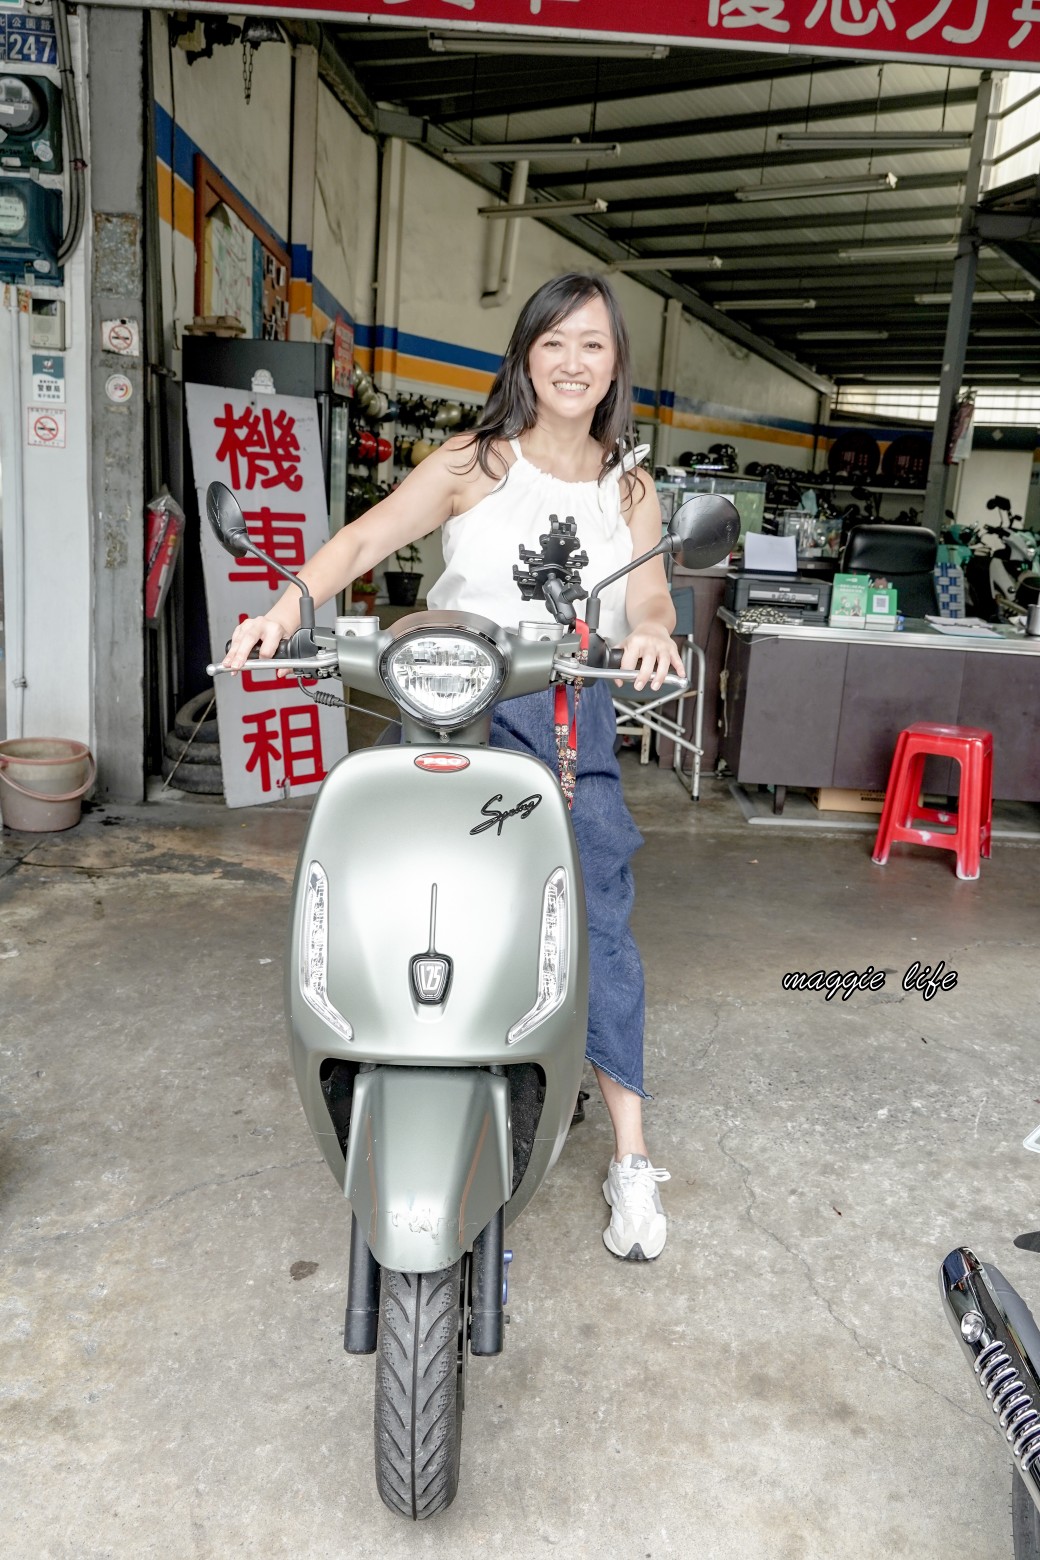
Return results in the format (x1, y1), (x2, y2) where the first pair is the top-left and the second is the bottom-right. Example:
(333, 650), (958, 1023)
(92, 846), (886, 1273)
(87, 5), (146, 800)
(374, 137), (406, 391)
(922, 72), (996, 536)
(288, 44), (318, 343)
(657, 297), (684, 467)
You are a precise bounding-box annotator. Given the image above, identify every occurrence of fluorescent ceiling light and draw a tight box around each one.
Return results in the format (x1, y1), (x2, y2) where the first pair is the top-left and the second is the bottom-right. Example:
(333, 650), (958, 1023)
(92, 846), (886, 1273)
(777, 131), (972, 151)
(838, 242), (960, 259)
(915, 289), (1036, 303)
(972, 328), (1034, 336)
(478, 197), (608, 218)
(428, 33), (668, 59)
(734, 173), (898, 202)
(717, 298), (817, 310)
(444, 141), (620, 163)
(608, 255), (722, 272)
(797, 329), (889, 339)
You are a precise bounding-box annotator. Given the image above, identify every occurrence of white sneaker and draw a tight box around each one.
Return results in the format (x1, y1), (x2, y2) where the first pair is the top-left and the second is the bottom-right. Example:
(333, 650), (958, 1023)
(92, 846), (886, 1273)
(602, 1154), (670, 1261)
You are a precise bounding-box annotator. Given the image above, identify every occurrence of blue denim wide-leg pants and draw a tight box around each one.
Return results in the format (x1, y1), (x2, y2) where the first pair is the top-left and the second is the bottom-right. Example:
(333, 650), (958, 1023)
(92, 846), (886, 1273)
(490, 679), (648, 1098)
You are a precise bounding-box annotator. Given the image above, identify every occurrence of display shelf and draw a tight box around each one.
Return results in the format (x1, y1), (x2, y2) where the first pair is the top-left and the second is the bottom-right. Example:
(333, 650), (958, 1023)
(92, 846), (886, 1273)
(794, 480), (926, 496)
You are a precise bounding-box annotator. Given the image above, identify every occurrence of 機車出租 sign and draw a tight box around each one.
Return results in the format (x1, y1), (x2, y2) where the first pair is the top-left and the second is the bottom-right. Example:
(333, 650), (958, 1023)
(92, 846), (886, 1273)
(185, 384), (349, 810)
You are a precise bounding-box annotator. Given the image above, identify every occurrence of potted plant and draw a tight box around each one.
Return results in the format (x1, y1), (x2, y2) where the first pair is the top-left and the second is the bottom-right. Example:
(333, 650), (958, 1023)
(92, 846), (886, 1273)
(350, 575), (379, 615)
(384, 543), (423, 607)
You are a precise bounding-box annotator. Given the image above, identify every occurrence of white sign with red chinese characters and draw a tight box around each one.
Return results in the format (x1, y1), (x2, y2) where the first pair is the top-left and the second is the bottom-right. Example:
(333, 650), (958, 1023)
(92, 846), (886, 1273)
(185, 384), (348, 810)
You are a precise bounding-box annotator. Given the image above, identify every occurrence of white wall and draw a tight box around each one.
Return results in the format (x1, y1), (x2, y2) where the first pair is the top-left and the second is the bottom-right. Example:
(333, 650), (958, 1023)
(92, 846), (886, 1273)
(954, 448), (1034, 526)
(664, 310), (822, 474)
(313, 84), (378, 333)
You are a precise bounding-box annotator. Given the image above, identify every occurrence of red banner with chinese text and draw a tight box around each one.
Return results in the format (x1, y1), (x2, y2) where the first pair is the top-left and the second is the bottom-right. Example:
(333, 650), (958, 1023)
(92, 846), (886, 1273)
(188, 0), (1040, 72)
(185, 383), (349, 810)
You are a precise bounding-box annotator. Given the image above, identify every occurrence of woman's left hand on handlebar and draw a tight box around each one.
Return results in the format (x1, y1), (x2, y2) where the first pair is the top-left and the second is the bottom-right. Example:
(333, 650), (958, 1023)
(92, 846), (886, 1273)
(618, 621), (684, 691)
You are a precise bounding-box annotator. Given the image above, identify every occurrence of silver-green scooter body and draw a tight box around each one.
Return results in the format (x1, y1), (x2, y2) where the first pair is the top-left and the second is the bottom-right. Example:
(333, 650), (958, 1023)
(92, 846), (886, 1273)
(286, 620), (588, 1272)
(205, 479), (742, 1519)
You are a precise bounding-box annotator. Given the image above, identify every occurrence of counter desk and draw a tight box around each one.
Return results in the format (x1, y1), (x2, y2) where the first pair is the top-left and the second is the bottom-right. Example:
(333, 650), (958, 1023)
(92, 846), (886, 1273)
(717, 611), (1040, 810)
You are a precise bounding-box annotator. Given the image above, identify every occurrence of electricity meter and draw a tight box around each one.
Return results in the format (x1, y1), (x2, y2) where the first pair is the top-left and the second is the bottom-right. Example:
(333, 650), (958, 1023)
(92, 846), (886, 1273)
(0, 73), (62, 172)
(0, 175), (62, 283)
(0, 76), (43, 134)
(0, 183), (27, 236)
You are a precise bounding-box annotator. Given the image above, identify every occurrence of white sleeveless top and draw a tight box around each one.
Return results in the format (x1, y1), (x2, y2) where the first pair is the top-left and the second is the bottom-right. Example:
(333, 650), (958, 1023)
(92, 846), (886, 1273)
(426, 439), (649, 643)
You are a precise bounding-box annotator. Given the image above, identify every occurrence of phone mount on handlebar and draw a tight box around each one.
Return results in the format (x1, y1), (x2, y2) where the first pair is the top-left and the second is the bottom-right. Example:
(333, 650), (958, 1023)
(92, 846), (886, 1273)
(513, 515), (589, 629)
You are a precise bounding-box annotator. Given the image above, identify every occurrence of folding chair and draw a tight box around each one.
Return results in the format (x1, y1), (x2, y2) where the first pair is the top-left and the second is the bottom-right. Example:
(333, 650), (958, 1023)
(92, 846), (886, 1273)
(611, 585), (706, 800)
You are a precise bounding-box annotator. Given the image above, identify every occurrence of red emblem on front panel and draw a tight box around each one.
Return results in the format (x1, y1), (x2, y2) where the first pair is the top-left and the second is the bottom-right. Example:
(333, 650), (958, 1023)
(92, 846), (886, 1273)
(414, 753), (471, 773)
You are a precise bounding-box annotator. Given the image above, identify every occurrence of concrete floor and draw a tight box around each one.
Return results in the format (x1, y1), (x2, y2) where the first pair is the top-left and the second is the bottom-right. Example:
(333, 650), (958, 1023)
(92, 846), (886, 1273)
(3, 758), (1039, 1559)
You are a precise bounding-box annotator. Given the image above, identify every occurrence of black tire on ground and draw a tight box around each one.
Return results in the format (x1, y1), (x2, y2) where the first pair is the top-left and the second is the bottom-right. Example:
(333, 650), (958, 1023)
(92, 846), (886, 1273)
(173, 691), (219, 744)
(160, 755), (224, 795)
(374, 1264), (465, 1520)
(163, 730), (222, 766)
(1014, 1468), (1040, 1560)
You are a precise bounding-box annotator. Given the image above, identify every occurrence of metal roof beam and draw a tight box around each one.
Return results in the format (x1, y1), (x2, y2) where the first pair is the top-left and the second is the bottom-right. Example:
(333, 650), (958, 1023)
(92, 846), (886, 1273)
(636, 241), (972, 266)
(605, 86), (978, 148)
(610, 203), (964, 241)
(539, 144), (972, 189)
(596, 170), (967, 215)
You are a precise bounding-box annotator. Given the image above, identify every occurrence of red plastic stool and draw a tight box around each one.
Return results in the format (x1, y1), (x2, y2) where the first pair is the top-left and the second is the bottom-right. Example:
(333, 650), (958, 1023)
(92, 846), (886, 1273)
(872, 722), (993, 881)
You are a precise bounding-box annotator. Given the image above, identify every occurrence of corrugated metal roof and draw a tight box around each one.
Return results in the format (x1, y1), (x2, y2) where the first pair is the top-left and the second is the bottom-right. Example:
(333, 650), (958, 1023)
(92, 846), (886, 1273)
(329, 25), (1039, 384)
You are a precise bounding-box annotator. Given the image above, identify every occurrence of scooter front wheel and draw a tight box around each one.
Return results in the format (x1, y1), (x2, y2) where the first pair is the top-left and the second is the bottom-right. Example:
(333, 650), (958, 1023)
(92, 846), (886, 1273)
(374, 1263), (465, 1519)
(1014, 1468), (1040, 1560)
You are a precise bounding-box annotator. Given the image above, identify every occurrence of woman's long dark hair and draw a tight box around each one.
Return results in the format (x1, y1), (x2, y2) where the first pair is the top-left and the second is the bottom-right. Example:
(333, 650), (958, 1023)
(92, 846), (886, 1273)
(462, 272), (638, 491)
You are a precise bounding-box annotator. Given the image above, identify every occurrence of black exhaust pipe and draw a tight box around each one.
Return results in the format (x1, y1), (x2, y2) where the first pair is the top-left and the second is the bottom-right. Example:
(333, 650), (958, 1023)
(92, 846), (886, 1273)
(343, 1212), (380, 1354)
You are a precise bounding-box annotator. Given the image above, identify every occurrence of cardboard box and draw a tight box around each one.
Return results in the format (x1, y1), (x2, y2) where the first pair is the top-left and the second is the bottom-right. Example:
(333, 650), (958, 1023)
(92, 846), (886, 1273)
(809, 787), (886, 814)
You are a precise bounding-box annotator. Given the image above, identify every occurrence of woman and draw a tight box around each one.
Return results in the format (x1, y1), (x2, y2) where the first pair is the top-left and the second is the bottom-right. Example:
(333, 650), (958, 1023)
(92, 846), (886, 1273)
(224, 272), (682, 1260)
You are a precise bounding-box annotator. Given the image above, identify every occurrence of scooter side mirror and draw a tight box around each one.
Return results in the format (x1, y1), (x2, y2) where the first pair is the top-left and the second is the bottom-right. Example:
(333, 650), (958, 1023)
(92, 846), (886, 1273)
(667, 493), (741, 570)
(206, 481), (250, 558)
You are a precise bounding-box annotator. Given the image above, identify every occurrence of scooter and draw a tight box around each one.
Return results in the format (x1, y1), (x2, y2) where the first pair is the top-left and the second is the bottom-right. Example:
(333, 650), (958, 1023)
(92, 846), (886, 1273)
(205, 480), (740, 1519)
(962, 495), (1040, 622)
(940, 1248), (1040, 1555)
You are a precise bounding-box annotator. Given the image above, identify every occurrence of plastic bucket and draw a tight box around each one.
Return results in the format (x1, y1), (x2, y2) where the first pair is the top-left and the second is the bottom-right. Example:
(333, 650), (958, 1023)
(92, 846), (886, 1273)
(0, 739), (96, 832)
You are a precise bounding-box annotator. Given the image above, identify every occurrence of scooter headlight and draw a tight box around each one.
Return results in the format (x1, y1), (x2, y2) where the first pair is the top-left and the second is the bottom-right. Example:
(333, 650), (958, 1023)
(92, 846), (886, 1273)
(380, 630), (505, 731)
(300, 861), (353, 1042)
(507, 868), (569, 1045)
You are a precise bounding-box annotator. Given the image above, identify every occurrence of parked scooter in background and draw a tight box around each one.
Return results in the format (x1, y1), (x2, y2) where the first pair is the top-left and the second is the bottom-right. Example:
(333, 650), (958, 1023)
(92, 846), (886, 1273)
(940, 1248), (1040, 1555)
(961, 495), (1040, 622)
(206, 481), (740, 1519)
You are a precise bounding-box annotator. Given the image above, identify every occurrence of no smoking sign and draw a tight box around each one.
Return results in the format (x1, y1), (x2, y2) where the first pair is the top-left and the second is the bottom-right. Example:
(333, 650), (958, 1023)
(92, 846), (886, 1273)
(101, 318), (140, 356)
(27, 406), (66, 449)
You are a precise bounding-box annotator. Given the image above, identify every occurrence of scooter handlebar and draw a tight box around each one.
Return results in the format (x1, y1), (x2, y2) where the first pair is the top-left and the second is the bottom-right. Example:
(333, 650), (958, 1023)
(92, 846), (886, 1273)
(207, 650), (340, 677)
(552, 656), (689, 695)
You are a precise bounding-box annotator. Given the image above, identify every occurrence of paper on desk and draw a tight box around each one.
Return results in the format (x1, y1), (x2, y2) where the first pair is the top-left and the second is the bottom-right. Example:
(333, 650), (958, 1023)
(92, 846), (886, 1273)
(744, 532), (797, 574)
(925, 614), (989, 627)
(928, 619), (1001, 638)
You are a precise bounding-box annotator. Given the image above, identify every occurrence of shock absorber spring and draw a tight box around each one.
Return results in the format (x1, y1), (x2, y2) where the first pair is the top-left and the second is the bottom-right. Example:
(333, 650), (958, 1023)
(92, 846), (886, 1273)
(974, 1339), (1040, 1474)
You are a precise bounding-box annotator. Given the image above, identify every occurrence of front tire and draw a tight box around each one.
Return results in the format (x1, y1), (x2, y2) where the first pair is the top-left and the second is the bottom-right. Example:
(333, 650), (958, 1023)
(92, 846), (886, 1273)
(1014, 1467), (1040, 1560)
(374, 1264), (465, 1519)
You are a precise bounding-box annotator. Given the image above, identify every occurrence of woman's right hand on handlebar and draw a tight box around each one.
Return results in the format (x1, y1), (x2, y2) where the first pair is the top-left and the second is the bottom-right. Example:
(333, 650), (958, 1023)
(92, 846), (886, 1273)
(222, 614), (292, 674)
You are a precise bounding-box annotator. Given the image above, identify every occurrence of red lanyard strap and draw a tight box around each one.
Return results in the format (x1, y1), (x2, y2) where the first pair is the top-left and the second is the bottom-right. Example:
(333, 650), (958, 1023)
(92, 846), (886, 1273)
(553, 618), (589, 810)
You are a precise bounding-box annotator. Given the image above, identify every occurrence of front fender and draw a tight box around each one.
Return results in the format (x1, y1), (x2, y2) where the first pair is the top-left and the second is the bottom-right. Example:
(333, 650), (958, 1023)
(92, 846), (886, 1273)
(344, 1067), (511, 1272)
